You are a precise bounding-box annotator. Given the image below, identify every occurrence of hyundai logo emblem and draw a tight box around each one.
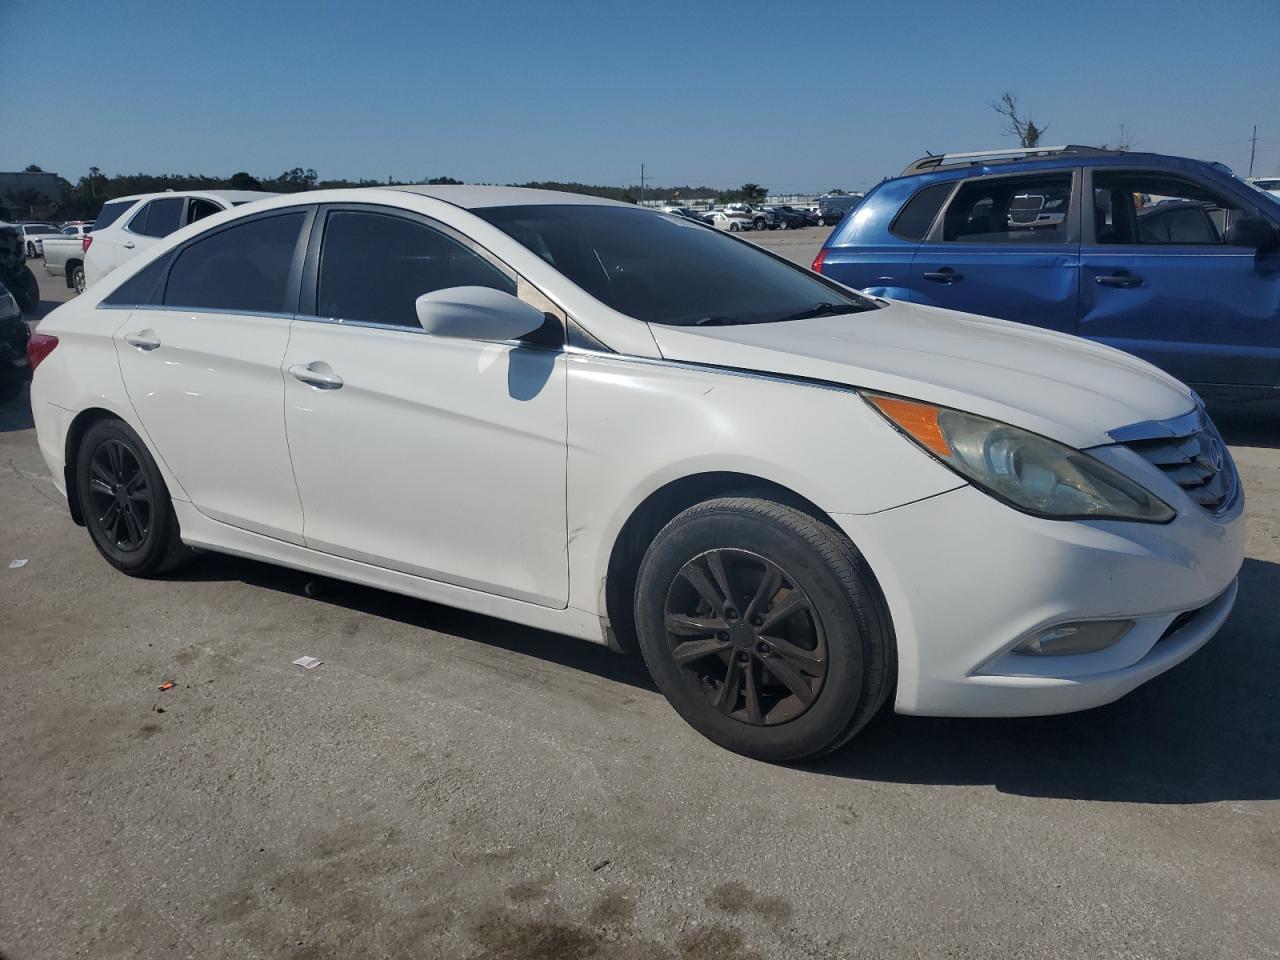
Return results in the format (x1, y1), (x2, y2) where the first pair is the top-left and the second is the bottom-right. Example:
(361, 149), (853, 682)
(1207, 436), (1226, 473)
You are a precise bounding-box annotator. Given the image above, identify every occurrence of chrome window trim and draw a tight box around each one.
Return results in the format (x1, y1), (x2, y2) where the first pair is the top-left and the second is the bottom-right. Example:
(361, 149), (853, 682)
(94, 302), (298, 322)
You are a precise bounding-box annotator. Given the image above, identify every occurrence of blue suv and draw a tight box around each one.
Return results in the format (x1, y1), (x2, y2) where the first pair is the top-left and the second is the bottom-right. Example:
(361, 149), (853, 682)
(813, 146), (1280, 399)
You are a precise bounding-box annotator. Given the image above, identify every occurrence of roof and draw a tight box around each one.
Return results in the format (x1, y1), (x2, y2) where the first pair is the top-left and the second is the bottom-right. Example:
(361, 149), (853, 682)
(103, 190), (278, 205)
(386, 184), (635, 209)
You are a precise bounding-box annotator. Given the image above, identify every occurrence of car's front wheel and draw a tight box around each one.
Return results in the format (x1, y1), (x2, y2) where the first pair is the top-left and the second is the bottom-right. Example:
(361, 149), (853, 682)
(729, 222), (740, 232)
(75, 418), (194, 577)
(635, 498), (893, 761)
(26, 242), (36, 258)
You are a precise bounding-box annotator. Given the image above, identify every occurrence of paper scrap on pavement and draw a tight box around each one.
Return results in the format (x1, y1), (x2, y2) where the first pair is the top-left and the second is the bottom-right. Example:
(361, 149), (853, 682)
(9, 559), (28, 569)
(292, 656), (323, 670)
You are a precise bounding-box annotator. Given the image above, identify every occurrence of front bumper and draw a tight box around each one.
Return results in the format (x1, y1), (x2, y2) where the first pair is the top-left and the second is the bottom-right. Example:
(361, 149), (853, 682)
(834, 481), (1245, 718)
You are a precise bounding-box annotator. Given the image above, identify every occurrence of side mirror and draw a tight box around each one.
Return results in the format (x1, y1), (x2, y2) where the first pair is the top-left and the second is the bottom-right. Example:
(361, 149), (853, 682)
(415, 286), (546, 342)
(1226, 215), (1280, 251)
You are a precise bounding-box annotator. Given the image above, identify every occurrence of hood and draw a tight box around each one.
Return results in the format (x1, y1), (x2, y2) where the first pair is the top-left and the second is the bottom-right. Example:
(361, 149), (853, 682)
(648, 299), (1195, 449)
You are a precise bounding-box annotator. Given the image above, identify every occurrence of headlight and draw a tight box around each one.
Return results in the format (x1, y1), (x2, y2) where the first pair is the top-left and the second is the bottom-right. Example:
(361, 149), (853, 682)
(865, 393), (1175, 523)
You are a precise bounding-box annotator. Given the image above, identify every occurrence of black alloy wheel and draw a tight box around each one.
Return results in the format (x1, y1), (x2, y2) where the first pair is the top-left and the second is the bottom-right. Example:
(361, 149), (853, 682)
(664, 548), (827, 725)
(635, 497), (894, 761)
(86, 437), (153, 553)
(75, 418), (194, 576)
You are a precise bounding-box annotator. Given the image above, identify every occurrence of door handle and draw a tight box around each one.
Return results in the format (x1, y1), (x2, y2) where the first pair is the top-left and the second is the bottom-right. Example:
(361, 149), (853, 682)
(1095, 271), (1142, 288)
(288, 363), (344, 390)
(124, 331), (161, 351)
(122, 241), (135, 249)
(923, 268), (962, 283)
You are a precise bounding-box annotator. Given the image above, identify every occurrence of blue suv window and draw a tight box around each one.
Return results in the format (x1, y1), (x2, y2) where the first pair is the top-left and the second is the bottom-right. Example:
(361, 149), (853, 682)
(1092, 172), (1244, 245)
(941, 175), (1072, 243)
(890, 182), (955, 241)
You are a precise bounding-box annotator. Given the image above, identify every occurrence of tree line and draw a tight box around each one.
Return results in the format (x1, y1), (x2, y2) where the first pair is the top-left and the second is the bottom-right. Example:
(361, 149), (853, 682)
(12, 165), (783, 221)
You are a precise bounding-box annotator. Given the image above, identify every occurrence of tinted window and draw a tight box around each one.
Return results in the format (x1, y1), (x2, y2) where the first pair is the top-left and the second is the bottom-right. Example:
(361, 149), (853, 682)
(93, 200), (134, 231)
(942, 174), (1072, 243)
(476, 205), (875, 327)
(163, 212), (304, 314)
(890, 182), (954, 240)
(129, 197), (184, 238)
(316, 210), (515, 328)
(187, 198), (222, 225)
(102, 252), (174, 307)
(1093, 172), (1241, 245)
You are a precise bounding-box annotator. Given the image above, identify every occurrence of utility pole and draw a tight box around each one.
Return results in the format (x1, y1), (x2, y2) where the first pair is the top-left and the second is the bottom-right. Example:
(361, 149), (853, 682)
(1248, 124), (1258, 178)
(640, 162), (645, 206)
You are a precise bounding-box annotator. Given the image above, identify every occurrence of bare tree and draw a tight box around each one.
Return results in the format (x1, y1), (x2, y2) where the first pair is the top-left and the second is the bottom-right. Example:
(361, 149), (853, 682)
(1100, 121), (1135, 152)
(989, 92), (1049, 148)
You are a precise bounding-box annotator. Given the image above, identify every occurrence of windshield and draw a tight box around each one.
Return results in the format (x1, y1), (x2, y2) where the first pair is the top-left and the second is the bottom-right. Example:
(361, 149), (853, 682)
(475, 204), (876, 326)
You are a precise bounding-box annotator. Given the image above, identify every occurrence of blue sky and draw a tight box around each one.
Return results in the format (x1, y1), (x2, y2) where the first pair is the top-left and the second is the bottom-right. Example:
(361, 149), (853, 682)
(2, 0), (1277, 193)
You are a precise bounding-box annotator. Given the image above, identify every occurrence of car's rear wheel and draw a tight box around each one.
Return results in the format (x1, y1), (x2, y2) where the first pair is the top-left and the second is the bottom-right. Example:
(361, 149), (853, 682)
(71, 264), (86, 294)
(635, 497), (894, 761)
(75, 419), (194, 577)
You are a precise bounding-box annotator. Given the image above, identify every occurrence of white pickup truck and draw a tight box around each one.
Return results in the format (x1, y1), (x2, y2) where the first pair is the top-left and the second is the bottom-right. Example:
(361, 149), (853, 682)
(41, 233), (87, 294)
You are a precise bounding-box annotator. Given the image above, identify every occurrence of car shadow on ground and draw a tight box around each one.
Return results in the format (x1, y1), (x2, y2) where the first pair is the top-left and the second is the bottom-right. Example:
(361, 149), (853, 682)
(178, 551), (1279, 804)
(1207, 399), (1280, 449)
(175, 551), (659, 692)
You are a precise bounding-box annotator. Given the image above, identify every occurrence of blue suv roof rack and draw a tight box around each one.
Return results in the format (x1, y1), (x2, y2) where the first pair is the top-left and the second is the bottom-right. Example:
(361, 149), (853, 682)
(900, 145), (1122, 177)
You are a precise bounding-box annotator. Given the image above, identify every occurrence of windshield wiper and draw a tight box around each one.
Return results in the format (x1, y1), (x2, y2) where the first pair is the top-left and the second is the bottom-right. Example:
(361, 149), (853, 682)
(772, 301), (871, 324)
(693, 316), (748, 326)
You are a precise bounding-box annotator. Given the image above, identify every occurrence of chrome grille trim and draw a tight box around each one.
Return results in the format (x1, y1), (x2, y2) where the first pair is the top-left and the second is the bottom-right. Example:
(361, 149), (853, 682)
(1111, 404), (1237, 516)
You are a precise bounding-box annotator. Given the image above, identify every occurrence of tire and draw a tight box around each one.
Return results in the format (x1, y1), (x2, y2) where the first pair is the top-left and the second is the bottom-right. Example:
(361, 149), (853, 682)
(11, 265), (38, 314)
(26, 242), (36, 259)
(75, 418), (194, 577)
(634, 497), (894, 762)
(71, 264), (86, 295)
(818, 218), (826, 227)
(729, 222), (740, 232)
(781, 219), (790, 230)
(755, 219), (767, 231)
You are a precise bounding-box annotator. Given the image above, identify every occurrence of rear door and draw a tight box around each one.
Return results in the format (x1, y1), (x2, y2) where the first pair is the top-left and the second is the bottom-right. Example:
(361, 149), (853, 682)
(1079, 168), (1280, 391)
(113, 208), (312, 542)
(908, 169), (1081, 334)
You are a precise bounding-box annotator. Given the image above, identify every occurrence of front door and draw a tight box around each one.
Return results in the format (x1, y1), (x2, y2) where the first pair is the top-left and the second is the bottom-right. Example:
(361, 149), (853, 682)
(113, 209), (310, 542)
(1079, 168), (1280, 391)
(282, 206), (569, 607)
(909, 169), (1081, 334)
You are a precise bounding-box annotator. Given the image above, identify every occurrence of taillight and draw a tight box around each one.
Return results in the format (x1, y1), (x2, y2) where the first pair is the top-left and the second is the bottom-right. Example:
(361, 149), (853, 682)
(811, 247), (828, 274)
(27, 334), (59, 372)
(82, 234), (93, 253)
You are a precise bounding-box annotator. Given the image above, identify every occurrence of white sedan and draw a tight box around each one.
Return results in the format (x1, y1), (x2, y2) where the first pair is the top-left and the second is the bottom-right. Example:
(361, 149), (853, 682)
(27, 186), (1244, 761)
(704, 210), (754, 232)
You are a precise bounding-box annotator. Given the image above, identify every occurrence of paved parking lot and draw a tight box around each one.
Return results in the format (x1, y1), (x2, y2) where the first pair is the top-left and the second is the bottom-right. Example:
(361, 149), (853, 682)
(2, 249), (1279, 959)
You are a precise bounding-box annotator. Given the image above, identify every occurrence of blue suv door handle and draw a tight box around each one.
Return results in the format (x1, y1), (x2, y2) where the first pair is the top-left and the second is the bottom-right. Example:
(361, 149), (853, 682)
(1095, 271), (1142, 288)
(923, 268), (962, 283)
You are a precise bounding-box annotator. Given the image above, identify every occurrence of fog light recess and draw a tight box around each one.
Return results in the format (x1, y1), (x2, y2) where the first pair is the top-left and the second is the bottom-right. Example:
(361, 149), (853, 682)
(1013, 620), (1133, 656)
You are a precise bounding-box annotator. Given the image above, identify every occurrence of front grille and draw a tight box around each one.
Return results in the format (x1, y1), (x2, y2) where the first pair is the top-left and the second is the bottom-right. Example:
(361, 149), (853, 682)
(1118, 410), (1237, 515)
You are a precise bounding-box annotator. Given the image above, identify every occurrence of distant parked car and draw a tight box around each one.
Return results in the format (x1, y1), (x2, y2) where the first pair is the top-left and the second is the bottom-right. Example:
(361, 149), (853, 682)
(705, 210), (754, 232)
(816, 195), (862, 226)
(813, 144), (1280, 399)
(83, 190), (276, 288)
(766, 206), (807, 229)
(1249, 177), (1280, 199)
(59, 222), (93, 237)
(16, 223), (61, 258)
(0, 280), (32, 401)
(40, 233), (89, 293)
(660, 206), (712, 224)
(724, 203), (773, 231)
